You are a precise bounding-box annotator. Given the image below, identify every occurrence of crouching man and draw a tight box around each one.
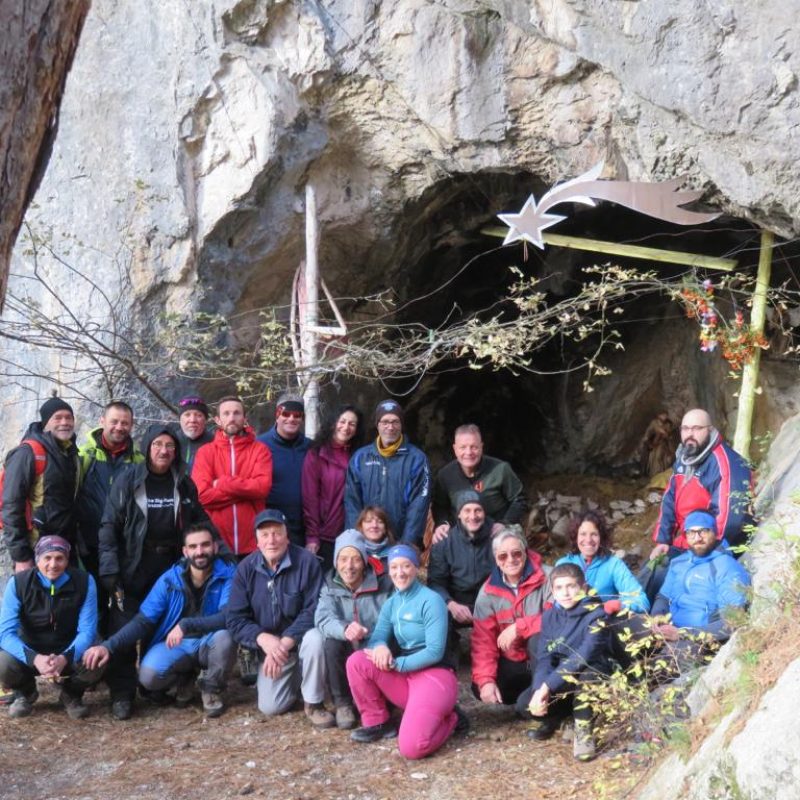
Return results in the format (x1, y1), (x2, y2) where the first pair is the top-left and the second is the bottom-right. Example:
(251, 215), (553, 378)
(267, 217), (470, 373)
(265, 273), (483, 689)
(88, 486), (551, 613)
(83, 525), (236, 717)
(226, 509), (330, 727)
(0, 536), (104, 719)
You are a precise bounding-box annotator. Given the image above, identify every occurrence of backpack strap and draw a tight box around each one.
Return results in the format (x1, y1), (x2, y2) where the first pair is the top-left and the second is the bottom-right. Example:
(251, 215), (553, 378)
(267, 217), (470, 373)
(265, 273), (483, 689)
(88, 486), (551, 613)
(21, 439), (47, 478)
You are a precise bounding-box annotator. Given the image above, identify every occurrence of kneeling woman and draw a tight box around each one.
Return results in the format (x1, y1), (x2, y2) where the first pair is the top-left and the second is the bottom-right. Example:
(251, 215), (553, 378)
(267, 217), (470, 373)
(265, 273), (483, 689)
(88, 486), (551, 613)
(346, 545), (459, 759)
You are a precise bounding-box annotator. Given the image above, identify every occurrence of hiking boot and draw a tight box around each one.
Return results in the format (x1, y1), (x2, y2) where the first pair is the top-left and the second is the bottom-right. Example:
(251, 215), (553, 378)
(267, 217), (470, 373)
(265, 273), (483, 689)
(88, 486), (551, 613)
(350, 719), (399, 743)
(201, 691), (225, 718)
(0, 687), (15, 706)
(335, 704), (357, 730)
(111, 698), (133, 720)
(174, 675), (196, 709)
(573, 722), (596, 762)
(304, 702), (335, 729)
(60, 691), (89, 720)
(238, 647), (258, 687)
(526, 718), (557, 741)
(8, 690), (37, 719)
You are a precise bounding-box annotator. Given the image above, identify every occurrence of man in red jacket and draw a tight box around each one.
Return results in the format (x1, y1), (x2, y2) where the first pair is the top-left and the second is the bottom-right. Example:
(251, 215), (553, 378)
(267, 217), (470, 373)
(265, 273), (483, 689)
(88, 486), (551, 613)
(192, 397), (273, 558)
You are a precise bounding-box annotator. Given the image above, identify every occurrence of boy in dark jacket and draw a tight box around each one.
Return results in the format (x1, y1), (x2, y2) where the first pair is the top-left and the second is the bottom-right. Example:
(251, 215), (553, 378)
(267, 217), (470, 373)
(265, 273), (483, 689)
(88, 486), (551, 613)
(525, 563), (611, 762)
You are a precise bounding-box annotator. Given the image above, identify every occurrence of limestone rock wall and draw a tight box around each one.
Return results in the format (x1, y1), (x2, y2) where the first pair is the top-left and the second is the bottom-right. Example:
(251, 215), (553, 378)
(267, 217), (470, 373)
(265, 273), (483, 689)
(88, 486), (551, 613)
(2, 0), (799, 446)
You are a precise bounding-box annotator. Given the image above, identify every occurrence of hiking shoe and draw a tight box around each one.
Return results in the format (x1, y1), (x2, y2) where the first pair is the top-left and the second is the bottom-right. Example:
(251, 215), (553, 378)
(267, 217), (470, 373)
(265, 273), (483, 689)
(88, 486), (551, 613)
(111, 698), (133, 720)
(526, 718), (557, 740)
(174, 676), (196, 709)
(350, 719), (399, 743)
(8, 690), (37, 719)
(573, 723), (596, 762)
(60, 691), (89, 720)
(0, 687), (15, 706)
(454, 705), (470, 736)
(334, 704), (358, 729)
(238, 647), (258, 687)
(304, 702), (336, 729)
(201, 691), (225, 718)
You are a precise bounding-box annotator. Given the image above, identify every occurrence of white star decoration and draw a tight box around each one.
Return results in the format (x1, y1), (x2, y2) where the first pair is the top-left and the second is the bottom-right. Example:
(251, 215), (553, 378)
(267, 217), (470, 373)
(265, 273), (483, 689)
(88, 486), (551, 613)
(496, 195), (566, 249)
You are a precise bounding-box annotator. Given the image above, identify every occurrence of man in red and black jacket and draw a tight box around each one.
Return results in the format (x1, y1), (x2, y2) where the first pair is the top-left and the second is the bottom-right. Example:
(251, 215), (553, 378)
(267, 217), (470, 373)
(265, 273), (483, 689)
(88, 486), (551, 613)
(2, 397), (80, 572)
(650, 408), (753, 560)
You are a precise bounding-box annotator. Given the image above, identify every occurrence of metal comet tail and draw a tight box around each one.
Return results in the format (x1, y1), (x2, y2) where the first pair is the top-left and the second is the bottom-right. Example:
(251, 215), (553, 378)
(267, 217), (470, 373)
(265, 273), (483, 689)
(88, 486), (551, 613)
(497, 161), (721, 248)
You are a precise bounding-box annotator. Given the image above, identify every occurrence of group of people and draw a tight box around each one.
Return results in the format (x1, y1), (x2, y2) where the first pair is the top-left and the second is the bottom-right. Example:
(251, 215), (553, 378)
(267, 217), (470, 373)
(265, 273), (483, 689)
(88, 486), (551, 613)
(0, 395), (754, 762)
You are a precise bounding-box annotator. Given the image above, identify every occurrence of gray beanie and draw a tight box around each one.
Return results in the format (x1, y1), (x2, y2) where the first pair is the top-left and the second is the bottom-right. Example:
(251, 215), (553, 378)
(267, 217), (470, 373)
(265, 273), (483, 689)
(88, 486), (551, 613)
(455, 489), (483, 514)
(334, 529), (368, 566)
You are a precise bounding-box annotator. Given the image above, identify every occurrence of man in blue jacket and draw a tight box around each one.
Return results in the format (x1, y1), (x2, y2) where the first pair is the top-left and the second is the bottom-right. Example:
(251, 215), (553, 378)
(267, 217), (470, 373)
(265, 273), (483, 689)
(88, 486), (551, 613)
(226, 509), (330, 727)
(650, 510), (750, 662)
(84, 524), (236, 717)
(0, 536), (103, 719)
(344, 399), (431, 545)
(257, 394), (311, 547)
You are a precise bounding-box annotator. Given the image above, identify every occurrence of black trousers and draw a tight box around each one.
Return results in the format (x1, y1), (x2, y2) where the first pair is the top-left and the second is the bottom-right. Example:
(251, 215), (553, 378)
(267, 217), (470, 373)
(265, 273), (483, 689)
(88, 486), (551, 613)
(0, 648), (105, 697)
(323, 637), (356, 707)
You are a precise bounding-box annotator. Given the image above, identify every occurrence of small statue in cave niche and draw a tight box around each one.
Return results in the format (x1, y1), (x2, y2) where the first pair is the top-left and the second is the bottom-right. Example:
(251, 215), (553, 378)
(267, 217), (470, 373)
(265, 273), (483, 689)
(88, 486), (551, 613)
(639, 411), (679, 477)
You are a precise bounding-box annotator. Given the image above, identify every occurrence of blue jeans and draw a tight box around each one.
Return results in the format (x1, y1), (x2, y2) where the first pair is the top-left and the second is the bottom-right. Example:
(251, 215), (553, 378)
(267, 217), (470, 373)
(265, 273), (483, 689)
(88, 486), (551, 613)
(138, 630), (236, 693)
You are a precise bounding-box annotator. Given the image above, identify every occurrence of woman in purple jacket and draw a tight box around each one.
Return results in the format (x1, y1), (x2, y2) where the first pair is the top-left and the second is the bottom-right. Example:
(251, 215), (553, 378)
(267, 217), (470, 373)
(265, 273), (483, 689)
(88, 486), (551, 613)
(302, 405), (365, 571)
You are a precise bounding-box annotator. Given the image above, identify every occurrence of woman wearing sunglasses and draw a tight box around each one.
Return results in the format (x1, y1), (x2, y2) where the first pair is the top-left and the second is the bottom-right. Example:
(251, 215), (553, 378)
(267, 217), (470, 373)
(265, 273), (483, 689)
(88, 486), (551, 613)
(470, 527), (552, 715)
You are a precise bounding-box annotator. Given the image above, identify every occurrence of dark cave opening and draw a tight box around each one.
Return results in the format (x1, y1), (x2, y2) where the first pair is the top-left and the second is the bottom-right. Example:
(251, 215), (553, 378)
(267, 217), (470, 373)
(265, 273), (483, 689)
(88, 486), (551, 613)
(373, 172), (798, 478)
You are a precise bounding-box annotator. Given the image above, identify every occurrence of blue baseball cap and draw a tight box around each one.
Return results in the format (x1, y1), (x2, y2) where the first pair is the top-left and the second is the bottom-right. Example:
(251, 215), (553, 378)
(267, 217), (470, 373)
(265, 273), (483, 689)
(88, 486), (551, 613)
(254, 509), (287, 529)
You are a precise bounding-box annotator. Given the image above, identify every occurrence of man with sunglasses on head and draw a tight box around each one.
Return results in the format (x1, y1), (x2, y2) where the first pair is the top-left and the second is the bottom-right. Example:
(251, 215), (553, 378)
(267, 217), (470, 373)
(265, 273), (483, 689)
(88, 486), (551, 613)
(650, 408), (753, 564)
(98, 424), (218, 719)
(169, 395), (214, 472)
(257, 394), (311, 548)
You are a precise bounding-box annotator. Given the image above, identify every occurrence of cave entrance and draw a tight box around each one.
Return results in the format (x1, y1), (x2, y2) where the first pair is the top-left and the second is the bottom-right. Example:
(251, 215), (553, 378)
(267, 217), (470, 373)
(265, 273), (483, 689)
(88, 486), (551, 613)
(376, 172), (776, 481)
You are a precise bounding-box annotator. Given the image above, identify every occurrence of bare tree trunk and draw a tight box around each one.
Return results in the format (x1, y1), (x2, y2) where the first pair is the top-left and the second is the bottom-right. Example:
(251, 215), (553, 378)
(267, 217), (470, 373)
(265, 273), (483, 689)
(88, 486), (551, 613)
(0, 0), (91, 310)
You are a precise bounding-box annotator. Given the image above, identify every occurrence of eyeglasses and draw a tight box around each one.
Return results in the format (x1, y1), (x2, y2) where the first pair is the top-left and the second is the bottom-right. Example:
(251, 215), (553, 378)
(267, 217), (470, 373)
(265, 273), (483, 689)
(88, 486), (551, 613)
(151, 442), (176, 451)
(686, 527), (714, 539)
(378, 420), (401, 427)
(279, 410), (303, 420)
(497, 550), (525, 563)
(680, 425), (711, 434)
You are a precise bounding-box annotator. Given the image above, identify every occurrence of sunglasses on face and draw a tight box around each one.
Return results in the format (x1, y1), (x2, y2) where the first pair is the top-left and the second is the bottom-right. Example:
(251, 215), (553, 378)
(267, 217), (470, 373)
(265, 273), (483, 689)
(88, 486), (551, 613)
(497, 549), (524, 562)
(279, 410), (303, 420)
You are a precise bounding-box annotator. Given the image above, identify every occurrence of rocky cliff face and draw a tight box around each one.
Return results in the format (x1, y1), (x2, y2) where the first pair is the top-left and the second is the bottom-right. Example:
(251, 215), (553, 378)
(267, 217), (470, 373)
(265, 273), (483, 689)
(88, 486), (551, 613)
(2, 0), (798, 447)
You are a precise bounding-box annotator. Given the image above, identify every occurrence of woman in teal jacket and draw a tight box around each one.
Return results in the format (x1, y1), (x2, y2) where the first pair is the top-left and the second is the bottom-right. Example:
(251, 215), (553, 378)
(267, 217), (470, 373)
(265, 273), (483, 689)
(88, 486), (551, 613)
(556, 511), (649, 614)
(346, 544), (459, 759)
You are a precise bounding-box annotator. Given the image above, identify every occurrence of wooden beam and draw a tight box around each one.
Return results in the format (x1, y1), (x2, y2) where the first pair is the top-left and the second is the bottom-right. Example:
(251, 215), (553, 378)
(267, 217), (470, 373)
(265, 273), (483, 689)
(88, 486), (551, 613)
(733, 229), (773, 459)
(481, 227), (737, 271)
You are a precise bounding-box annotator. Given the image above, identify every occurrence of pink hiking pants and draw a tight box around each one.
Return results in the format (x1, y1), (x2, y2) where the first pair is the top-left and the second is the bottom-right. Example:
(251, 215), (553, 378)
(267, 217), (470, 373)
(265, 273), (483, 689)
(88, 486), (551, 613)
(346, 649), (459, 760)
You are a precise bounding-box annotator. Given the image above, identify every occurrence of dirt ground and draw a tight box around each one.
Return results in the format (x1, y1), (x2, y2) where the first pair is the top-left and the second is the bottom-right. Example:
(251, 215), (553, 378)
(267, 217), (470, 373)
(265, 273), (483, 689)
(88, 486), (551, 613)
(0, 668), (653, 800)
(0, 474), (660, 800)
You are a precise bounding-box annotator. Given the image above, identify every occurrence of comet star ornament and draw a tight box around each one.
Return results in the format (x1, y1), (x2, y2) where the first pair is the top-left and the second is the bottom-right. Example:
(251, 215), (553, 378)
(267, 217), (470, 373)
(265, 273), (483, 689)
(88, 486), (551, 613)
(497, 161), (721, 249)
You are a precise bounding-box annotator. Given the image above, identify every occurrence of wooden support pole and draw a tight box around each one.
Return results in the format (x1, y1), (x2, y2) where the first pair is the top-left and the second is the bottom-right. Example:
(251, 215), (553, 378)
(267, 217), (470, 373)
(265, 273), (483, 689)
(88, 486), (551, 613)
(481, 227), (737, 271)
(303, 184), (320, 438)
(733, 229), (774, 459)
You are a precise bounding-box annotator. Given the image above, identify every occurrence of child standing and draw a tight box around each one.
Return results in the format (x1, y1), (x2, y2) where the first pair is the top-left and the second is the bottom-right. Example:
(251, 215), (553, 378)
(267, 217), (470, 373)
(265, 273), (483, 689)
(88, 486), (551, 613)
(525, 563), (611, 761)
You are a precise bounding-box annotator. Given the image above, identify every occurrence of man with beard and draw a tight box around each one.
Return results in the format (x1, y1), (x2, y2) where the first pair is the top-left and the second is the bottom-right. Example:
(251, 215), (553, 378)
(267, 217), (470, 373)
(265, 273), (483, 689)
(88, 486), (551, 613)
(650, 408), (753, 561)
(649, 510), (750, 668)
(2, 397), (81, 573)
(169, 395), (214, 472)
(193, 396), (273, 557)
(84, 525), (236, 717)
(98, 424), (218, 719)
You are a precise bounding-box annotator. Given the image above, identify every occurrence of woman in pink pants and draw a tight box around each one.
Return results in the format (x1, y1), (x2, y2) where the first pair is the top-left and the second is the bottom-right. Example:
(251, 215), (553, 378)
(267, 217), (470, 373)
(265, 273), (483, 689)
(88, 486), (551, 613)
(346, 544), (460, 759)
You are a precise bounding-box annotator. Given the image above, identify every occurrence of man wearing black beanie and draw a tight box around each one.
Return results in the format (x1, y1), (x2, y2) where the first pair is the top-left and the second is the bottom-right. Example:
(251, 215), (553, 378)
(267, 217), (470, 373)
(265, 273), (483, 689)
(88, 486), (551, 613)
(1, 396), (80, 573)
